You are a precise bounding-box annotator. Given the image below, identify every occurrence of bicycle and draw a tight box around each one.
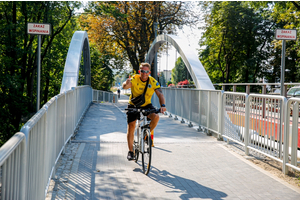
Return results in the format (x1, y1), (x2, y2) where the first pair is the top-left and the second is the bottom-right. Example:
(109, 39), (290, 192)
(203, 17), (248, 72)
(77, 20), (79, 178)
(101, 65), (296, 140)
(125, 107), (161, 175)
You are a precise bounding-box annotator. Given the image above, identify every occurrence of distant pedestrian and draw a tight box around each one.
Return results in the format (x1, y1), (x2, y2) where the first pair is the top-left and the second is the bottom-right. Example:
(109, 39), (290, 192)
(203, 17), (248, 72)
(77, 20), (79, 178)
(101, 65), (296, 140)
(117, 88), (120, 98)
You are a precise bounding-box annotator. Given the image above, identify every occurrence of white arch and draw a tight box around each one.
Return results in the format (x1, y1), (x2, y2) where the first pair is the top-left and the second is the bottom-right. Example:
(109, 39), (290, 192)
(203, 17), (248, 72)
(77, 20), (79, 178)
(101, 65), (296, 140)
(146, 34), (214, 90)
(60, 31), (91, 93)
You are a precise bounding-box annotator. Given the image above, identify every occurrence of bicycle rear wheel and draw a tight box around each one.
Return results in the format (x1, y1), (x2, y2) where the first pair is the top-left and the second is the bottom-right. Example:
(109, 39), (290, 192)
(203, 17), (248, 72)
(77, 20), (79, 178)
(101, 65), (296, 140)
(142, 129), (152, 175)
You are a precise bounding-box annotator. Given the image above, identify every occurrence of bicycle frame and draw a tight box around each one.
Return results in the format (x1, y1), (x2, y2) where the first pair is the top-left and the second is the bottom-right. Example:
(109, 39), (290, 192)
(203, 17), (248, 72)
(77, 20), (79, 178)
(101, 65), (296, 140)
(135, 112), (148, 154)
(126, 107), (160, 175)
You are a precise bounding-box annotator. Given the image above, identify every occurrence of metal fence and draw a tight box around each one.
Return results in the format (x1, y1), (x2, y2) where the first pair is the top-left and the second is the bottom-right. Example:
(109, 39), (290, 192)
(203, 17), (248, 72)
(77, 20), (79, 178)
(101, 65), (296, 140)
(1, 85), (299, 199)
(0, 87), (119, 200)
(93, 90), (118, 103)
(153, 88), (300, 175)
(0, 86), (93, 200)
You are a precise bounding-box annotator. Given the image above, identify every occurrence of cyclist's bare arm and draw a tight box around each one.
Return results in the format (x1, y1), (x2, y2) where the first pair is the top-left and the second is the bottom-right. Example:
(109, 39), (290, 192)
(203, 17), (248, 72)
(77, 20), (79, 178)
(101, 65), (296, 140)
(155, 88), (167, 113)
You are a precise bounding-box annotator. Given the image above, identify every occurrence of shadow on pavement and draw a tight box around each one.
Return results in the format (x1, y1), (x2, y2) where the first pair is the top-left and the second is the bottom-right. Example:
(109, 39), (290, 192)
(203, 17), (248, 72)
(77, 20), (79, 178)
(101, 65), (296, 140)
(153, 146), (172, 153)
(149, 166), (227, 200)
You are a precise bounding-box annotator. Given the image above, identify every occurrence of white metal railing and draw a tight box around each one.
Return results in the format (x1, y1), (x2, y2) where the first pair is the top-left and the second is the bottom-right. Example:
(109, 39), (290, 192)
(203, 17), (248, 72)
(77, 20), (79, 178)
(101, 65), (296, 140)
(283, 98), (300, 174)
(0, 132), (26, 200)
(153, 87), (300, 175)
(0, 87), (118, 200)
(0, 86), (94, 200)
(93, 90), (118, 104)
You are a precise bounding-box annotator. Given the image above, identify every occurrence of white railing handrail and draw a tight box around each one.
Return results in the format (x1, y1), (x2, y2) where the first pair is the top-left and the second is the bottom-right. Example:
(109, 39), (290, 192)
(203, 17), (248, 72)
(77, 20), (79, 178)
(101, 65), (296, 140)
(2, 86), (300, 199)
(0, 132), (25, 166)
(0, 132), (26, 200)
(0, 86), (118, 200)
(154, 88), (300, 175)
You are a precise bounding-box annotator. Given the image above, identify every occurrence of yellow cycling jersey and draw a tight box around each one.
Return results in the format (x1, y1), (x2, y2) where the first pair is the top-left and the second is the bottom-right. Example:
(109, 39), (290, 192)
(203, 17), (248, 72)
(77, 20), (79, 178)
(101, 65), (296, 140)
(129, 74), (160, 107)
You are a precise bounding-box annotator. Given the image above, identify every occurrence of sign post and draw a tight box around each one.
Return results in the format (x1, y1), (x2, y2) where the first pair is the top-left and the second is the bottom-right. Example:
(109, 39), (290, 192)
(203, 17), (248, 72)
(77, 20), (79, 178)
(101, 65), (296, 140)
(27, 23), (51, 111)
(275, 29), (297, 96)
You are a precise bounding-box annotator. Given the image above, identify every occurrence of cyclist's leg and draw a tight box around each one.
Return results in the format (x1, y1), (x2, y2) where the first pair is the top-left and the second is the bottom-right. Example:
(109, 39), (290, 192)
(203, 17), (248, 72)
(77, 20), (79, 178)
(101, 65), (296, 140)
(147, 113), (159, 133)
(126, 104), (139, 155)
(127, 120), (136, 151)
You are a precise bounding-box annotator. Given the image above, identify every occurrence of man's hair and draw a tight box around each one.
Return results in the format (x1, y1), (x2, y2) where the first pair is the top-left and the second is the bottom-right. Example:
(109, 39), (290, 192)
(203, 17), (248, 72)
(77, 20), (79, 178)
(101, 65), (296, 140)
(139, 62), (151, 71)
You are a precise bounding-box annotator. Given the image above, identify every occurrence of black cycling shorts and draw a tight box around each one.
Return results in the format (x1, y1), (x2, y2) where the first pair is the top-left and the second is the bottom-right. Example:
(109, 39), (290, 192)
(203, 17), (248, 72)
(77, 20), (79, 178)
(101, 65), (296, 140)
(126, 104), (155, 124)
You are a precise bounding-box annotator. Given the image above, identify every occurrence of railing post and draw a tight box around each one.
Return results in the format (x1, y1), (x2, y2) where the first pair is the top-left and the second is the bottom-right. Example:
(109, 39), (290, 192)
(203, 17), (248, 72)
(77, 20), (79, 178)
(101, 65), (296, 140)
(244, 94), (250, 155)
(198, 90), (202, 131)
(43, 104), (49, 198)
(20, 134), (26, 200)
(279, 97), (287, 159)
(173, 88), (177, 119)
(283, 99), (290, 174)
(96, 90), (98, 103)
(291, 101), (298, 166)
(207, 91), (211, 135)
(188, 89), (193, 127)
(218, 91), (224, 140)
(63, 92), (67, 154)
(233, 85), (236, 113)
(262, 85), (266, 118)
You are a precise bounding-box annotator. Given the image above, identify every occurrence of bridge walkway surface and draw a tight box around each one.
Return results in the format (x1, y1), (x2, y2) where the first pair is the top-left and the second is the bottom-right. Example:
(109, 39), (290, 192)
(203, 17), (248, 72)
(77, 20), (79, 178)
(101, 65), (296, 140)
(46, 94), (300, 200)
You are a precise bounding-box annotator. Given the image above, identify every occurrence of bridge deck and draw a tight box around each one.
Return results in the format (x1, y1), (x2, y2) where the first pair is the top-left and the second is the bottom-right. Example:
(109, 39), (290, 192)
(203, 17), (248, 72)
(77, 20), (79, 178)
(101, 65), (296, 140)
(46, 94), (300, 200)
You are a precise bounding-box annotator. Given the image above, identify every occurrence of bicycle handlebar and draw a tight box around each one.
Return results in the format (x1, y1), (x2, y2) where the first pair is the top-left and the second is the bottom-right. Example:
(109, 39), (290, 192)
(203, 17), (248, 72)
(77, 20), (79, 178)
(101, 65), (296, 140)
(125, 107), (161, 116)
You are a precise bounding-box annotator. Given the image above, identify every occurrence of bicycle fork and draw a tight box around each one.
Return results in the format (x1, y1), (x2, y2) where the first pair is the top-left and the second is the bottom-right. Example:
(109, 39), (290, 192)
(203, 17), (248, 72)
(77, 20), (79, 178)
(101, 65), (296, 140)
(137, 120), (143, 153)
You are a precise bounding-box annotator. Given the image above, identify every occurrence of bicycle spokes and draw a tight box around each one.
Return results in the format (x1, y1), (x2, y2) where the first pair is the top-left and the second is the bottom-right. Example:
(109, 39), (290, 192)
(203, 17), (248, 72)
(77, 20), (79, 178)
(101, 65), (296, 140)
(142, 130), (152, 175)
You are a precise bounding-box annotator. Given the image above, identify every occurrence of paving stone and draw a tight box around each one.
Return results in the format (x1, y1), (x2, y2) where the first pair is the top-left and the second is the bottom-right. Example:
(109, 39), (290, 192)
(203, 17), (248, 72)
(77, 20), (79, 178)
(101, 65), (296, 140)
(45, 94), (300, 199)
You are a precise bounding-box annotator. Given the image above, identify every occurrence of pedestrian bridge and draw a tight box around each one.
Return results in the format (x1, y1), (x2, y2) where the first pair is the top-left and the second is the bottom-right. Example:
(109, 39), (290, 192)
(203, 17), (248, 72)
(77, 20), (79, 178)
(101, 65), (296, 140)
(1, 31), (300, 199)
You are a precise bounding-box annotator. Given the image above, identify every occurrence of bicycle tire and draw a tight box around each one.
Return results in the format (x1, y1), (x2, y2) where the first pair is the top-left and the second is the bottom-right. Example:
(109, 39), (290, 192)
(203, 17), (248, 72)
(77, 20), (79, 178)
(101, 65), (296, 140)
(142, 129), (152, 175)
(133, 125), (139, 163)
(134, 141), (139, 163)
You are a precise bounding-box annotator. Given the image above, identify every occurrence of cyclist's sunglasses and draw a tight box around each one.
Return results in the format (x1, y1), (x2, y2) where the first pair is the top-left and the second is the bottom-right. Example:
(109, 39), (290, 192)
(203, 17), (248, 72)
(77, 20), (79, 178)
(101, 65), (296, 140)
(140, 69), (150, 74)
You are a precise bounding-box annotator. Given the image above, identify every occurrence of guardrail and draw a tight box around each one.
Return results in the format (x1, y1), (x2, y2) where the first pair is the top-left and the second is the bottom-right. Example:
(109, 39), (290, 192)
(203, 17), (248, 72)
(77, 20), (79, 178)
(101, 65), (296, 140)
(93, 90), (118, 103)
(0, 132), (26, 200)
(0, 87), (119, 199)
(153, 88), (300, 175)
(0, 86), (93, 199)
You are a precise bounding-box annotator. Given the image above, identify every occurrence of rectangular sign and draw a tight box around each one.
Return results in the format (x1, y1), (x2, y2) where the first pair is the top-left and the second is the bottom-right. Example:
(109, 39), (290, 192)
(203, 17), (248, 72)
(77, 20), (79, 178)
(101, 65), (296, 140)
(27, 23), (51, 35)
(275, 29), (297, 40)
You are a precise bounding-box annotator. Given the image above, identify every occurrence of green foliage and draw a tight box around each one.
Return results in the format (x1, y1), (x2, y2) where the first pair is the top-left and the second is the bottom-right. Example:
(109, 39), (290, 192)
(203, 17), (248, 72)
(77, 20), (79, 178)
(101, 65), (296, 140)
(199, 1), (300, 86)
(171, 57), (191, 84)
(80, 1), (199, 73)
(0, 1), (82, 145)
(90, 46), (114, 91)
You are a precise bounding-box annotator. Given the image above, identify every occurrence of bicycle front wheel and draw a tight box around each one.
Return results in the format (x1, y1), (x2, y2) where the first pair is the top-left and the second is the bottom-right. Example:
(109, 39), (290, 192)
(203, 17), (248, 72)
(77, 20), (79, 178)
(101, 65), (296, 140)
(142, 129), (152, 175)
(133, 124), (139, 163)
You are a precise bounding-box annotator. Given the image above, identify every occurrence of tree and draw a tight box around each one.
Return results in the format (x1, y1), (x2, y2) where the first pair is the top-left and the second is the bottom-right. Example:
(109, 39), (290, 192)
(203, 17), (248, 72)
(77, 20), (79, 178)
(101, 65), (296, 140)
(171, 57), (191, 84)
(79, 1), (198, 73)
(249, 1), (300, 84)
(90, 45), (114, 91)
(0, 1), (81, 145)
(199, 1), (275, 88)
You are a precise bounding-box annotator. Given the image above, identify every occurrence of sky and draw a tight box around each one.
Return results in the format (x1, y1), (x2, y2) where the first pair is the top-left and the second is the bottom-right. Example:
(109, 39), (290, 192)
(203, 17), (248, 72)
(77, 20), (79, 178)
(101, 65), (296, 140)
(157, 25), (204, 72)
(156, 2), (204, 72)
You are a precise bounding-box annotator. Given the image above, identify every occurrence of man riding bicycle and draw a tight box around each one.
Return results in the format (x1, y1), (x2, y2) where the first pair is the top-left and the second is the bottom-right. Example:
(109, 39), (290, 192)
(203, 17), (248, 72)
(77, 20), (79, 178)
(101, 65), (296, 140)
(122, 62), (167, 161)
